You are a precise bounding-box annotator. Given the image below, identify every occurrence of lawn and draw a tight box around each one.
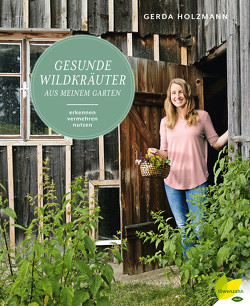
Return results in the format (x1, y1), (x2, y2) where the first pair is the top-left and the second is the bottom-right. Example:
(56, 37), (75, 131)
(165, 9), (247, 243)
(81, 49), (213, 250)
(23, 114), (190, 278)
(110, 282), (218, 306)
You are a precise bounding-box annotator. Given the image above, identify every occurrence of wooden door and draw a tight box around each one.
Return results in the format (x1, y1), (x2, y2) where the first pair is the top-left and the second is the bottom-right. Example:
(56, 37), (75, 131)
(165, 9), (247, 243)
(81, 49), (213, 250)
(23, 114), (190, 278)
(120, 58), (203, 274)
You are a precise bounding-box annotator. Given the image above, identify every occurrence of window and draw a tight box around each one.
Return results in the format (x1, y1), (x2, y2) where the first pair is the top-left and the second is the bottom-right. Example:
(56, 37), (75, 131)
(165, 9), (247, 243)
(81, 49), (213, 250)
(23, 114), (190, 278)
(0, 36), (71, 143)
(0, 42), (21, 136)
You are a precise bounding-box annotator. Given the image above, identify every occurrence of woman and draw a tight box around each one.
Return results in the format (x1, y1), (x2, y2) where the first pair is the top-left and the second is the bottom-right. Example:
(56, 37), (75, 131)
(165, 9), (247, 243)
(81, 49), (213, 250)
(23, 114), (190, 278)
(148, 78), (228, 256)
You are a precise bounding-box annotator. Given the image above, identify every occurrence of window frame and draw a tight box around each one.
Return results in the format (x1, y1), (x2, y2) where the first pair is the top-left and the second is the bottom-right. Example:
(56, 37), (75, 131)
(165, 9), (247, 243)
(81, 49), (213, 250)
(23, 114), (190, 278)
(89, 179), (121, 245)
(0, 31), (72, 145)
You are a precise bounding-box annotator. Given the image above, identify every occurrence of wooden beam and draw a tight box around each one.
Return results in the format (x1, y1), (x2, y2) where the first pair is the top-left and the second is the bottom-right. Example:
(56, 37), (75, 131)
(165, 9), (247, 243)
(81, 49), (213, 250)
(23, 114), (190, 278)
(7, 146), (15, 250)
(99, 136), (105, 180)
(108, 0), (114, 32)
(65, 145), (72, 243)
(89, 180), (120, 186)
(82, 0), (88, 31)
(231, 136), (250, 143)
(239, 0), (250, 159)
(132, 0), (138, 32)
(197, 42), (227, 66)
(127, 33), (133, 56)
(65, 145), (71, 223)
(153, 34), (159, 61)
(23, 0), (29, 28)
(181, 47), (188, 65)
(134, 91), (166, 105)
(61, 0), (67, 29)
(44, 0), (51, 28)
(0, 139), (73, 146)
(37, 145), (43, 208)
(37, 145), (43, 241)
(89, 181), (96, 239)
(0, 29), (72, 39)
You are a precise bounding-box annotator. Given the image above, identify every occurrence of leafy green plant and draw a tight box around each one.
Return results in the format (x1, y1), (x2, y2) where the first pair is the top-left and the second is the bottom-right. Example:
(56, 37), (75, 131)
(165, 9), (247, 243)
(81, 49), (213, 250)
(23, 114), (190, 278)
(138, 147), (250, 293)
(135, 151), (171, 168)
(0, 159), (122, 305)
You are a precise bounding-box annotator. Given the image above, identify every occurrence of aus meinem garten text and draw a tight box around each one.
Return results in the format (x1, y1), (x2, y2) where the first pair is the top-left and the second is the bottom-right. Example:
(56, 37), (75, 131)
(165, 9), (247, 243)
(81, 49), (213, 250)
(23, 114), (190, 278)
(40, 60), (127, 86)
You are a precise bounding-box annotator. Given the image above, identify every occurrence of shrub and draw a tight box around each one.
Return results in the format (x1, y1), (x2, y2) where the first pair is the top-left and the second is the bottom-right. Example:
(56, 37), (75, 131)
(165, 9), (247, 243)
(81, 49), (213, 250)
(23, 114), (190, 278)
(0, 159), (121, 305)
(138, 147), (250, 292)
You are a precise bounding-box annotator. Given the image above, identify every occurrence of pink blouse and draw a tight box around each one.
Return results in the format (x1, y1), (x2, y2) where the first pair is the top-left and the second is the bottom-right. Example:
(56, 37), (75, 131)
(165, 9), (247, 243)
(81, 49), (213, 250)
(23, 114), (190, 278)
(160, 110), (219, 190)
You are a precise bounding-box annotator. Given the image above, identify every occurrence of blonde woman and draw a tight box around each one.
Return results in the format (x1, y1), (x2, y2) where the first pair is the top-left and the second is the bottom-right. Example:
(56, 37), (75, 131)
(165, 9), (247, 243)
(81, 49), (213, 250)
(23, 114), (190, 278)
(148, 78), (228, 256)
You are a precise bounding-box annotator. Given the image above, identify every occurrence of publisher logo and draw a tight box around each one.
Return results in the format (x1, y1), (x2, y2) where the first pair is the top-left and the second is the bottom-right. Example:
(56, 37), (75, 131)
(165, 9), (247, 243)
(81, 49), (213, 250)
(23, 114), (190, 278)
(31, 35), (135, 139)
(213, 275), (250, 305)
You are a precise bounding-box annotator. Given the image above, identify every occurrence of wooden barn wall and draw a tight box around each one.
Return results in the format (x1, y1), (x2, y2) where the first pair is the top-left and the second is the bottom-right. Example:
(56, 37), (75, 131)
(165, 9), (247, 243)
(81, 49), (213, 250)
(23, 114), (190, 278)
(0, 0), (228, 63)
(227, 0), (250, 159)
(196, 0), (227, 61)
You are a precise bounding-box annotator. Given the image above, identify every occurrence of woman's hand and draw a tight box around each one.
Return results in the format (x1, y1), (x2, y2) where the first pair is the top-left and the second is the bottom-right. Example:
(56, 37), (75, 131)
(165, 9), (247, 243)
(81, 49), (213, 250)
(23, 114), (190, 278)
(148, 148), (159, 155)
(147, 148), (168, 160)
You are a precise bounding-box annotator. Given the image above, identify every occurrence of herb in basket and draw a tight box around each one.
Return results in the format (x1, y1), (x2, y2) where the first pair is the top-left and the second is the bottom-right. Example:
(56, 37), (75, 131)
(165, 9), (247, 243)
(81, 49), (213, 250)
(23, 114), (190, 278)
(135, 151), (171, 179)
(135, 152), (171, 167)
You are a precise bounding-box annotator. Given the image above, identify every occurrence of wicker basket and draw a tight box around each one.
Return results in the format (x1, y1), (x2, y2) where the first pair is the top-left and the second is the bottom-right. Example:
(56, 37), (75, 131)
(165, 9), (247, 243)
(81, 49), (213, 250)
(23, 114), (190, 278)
(140, 162), (170, 179)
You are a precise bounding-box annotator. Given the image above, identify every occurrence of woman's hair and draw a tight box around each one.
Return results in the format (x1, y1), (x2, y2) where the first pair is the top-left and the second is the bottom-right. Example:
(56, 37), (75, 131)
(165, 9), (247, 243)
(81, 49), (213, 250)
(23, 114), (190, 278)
(164, 78), (199, 129)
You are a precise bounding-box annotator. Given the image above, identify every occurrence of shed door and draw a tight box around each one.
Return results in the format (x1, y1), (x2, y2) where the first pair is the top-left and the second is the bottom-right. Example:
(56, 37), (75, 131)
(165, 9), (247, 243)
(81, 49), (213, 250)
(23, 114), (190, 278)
(120, 58), (203, 274)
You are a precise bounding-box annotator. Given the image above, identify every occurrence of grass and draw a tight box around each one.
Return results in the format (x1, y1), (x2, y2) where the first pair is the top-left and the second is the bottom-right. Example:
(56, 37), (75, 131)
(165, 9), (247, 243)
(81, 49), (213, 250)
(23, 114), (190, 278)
(110, 282), (218, 306)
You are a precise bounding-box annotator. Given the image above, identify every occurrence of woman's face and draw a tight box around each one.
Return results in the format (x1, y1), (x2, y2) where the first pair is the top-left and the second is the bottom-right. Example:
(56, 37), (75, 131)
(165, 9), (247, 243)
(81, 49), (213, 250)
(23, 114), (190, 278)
(170, 83), (187, 109)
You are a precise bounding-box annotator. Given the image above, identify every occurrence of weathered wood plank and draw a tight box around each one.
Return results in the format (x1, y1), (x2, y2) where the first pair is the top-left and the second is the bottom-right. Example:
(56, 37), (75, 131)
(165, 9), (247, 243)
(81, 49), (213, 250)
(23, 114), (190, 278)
(82, 0), (88, 31)
(65, 145), (71, 223)
(108, 0), (114, 31)
(88, 0), (108, 35)
(127, 32), (133, 56)
(216, 0), (227, 45)
(98, 136), (105, 180)
(29, 0), (46, 28)
(132, 0), (138, 32)
(0, 0), (23, 28)
(0, 147), (8, 194)
(227, 0), (241, 152)
(133, 34), (154, 60)
(7, 146), (15, 249)
(127, 56), (138, 91)
(103, 33), (128, 55)
(67, 0), (82, 30)
(13, 146), (37, 246)
(203, 0), (216, 53)
(23, 0), (29, 28)
(114, 0), (132, 33)
(239, 0), (250, 159)
(51, 0), (67, 29)
(128, 106), (158, 148)
(153, 34), (159, 61)
(43, 146), (66, 207)
(159, 36), (181, 64)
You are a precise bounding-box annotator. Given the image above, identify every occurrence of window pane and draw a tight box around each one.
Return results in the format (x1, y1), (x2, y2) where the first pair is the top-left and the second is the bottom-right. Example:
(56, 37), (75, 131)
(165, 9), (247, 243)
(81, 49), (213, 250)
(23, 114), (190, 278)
(0, 76), (20, 135)
(104, 128), (119, 179)
(0, 44), (20, 73)
(30, 44), (50, 73)
(98, 187), (120, 240)
(30, 44), (57, 135)
(30, 97), (49, 135)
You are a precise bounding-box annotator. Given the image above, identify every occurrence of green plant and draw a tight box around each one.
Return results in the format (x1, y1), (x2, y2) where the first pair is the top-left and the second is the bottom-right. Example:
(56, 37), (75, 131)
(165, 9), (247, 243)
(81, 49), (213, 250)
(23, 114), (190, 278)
(135, 151), (171, 168)
(137, 147), (250, 293)
(0, 159), (121, 305)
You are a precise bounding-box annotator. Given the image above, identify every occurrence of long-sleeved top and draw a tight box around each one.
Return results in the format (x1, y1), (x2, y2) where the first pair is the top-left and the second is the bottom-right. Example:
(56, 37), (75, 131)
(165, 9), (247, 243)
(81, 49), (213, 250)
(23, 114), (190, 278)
(160, 110), (219, 190)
